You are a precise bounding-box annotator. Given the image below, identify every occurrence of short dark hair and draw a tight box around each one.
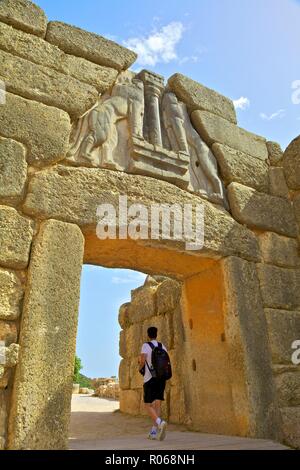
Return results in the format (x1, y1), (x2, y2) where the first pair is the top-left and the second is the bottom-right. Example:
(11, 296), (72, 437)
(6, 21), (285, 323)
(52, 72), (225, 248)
(147, 327), (158, 339)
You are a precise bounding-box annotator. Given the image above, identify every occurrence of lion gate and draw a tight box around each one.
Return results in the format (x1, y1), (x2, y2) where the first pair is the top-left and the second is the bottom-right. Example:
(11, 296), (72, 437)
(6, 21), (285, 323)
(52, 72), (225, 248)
(0, 0), (299, 450)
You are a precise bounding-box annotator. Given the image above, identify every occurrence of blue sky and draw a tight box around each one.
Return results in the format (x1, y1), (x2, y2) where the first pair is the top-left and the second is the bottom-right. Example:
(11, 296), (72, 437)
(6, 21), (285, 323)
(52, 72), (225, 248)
(33, 0), (300, 377)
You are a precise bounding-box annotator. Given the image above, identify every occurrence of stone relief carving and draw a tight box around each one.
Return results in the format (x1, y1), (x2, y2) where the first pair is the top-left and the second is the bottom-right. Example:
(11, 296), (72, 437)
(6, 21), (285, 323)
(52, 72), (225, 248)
(67, 70), (227, 207)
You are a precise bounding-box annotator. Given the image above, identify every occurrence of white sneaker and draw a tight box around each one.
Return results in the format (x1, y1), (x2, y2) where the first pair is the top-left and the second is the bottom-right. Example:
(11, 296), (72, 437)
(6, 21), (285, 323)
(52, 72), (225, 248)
(148, 429), (158, 440)
(157, 421), (167, 441)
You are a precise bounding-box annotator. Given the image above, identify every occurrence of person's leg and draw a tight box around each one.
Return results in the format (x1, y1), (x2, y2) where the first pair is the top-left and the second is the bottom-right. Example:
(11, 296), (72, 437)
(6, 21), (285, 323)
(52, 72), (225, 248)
(153, 400), (161, 422)
(144, 403), (158, 425)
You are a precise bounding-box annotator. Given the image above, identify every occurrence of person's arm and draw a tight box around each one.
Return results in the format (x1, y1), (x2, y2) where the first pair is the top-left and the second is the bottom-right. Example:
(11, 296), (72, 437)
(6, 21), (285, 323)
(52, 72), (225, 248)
(139, 353), (147, 367)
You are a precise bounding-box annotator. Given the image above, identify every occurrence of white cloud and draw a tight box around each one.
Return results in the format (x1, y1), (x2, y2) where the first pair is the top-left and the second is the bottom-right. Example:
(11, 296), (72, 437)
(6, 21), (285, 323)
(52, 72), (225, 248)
(233, 96), (250, 110)
(112, 271), (146, 285)
(178, 55), (200, 65)
(260, 109), (286, 121)
(124, 21), (185, 67)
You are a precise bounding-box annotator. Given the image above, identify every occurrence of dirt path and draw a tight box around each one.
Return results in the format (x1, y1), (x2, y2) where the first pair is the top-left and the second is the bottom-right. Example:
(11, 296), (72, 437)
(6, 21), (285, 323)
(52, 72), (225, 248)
(69, 395), (288, 450)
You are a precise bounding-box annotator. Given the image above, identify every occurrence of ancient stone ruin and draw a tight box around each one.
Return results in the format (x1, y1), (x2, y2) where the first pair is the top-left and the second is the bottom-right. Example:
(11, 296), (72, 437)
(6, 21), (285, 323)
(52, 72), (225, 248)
(0, 0), (300, 450)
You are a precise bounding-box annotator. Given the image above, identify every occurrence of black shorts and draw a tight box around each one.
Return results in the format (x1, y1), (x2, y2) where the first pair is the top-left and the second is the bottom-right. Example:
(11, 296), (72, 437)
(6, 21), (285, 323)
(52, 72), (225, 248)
(143, 377), (166, 404)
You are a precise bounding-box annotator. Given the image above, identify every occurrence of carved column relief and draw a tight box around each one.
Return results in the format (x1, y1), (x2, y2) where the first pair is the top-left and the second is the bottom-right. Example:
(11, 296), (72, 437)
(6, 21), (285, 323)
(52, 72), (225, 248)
(67, 70), (227, 208)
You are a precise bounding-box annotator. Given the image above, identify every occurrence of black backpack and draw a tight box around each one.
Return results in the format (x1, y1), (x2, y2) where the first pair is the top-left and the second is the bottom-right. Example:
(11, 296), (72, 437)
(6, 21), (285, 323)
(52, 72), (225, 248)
(147, 342), (172, 380)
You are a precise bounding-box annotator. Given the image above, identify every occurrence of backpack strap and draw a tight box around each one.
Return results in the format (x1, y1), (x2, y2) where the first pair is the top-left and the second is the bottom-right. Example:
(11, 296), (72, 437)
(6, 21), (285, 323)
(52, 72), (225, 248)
(147, 342), (155, 349)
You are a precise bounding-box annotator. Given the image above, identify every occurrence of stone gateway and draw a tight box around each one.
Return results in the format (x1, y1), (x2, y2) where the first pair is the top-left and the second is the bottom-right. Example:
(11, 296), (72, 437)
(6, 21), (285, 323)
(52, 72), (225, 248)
(0, 0), (299, 451)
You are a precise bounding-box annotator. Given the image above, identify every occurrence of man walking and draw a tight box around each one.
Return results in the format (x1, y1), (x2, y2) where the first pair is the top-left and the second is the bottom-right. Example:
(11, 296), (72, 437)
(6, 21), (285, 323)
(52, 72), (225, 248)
(139, 327), (170, 441)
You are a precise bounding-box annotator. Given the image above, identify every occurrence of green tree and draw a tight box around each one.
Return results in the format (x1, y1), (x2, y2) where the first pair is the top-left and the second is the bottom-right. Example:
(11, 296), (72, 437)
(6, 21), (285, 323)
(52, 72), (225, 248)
(73, 355), (83, 383)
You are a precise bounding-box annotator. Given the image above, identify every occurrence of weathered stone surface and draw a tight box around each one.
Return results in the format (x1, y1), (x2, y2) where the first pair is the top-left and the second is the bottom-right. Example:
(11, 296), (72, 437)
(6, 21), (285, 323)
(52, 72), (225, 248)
(118, 358), (130, 390)
(2, 343), (19, 368)
(142, 313), (173, 350)
(128, 285), (157, 323)
(0, 137), (27, 203)
(8, 220), (84, 450)
(0, 321), (17, 345)
(23, 166), (260, 262)
(119, 389), (140, 415)
(169, 386), (186, 424)
(0, 22), (118, 93)
(222, 257), (281, 439)
(118, 303), (131, 329)
(283, 135), (300, 190)
(156, 279), (181, 315)
(294, 194), (300, 228)
(267, 141), (283, 166)
(258, 265), (300, 310)
(0, 50), (98, 118)
(0, 0), (47, 37)
(228, 183), (297, 237)
(281, 407), (300, 449)
(0, 206), (33, 269)
(265, 309), (300, 364)
(0, 268), (24, 321)
(120, 324), (142, 359)
(192, 111), (268, 160)
(46, 21), (137, 71)
(269, 167), (289, 198)
(168, 73), (236, 124)
(212, 143), (269, 192)
(258, 232), (299, 268)
(0, 92), (71, 166)
(129, 357), (142, 390)
(274, 371), (300, 407)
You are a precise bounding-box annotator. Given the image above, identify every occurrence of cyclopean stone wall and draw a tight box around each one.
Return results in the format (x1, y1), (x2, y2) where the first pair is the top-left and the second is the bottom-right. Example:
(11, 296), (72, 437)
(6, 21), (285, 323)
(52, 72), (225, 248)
(119, 276), (184, 423)
(0, 0), (299, 450)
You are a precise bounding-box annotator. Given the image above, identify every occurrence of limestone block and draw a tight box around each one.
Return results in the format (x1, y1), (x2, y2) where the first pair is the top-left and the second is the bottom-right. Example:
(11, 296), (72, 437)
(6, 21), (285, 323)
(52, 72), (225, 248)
(223, 257), (281, 439)
(1, 343), (19, 368)
(281, 407), (300, 449)
(269, 167), (289, 198)
(23, 166), (260, 262)
(128, 286), (157, 323)
(8, 219), (84, 450)
(213, 142), (269, 192)
(129, 357), (142, 390)
(258, 232), (299, 268)
(173, 305), (186, 346)
(118, 358), (130, 390)
(258, 265), (300, 310)
(0, 206), (33, 269)
(0, 321), (17, 345)
(0, 22), (118, 93)
(120, 324), (142, 359)
(0, 137), (27, 203)
(294, 194), (300, 228)
(46, 21), (137, 71)
(119, 389), (140, 415)
(0, 0), (47, 37)
(0, 268), (23, 321)
(0, 50), (98, 119)
(72, 384), (79, 394)
(0, 92), (71, 166)
(156, 279), (181, 315)
(118, 303), (131, 329)
(265, 309), (300, 364)
(228, 183), (297, 237)
(169, 386), (186, 424)
(274, 371), (300, 407)
(267, 141), (283, 166)
(168, 73), (237, 124)
(142, 313), (173, 350)
(192, 110), (268, 160)
(168, 349), (181, 387)
(283, 135), (300, 190)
